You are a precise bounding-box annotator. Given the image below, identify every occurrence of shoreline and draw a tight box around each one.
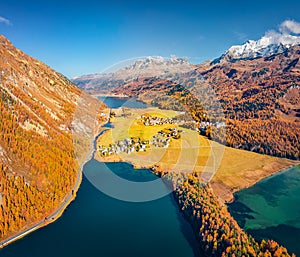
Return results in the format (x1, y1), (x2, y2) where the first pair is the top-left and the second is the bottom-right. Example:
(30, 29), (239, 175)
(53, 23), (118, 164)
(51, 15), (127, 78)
(95, 110), (300, 204)
(96, 140), (300, 204)
(227, 163), (300, 204)
(0, 163), (83, 249)
(224, 162), (300, 205)
(0, 127), (104, 249)
(97, 148), (299, 204)
(91, 93), (129, 98)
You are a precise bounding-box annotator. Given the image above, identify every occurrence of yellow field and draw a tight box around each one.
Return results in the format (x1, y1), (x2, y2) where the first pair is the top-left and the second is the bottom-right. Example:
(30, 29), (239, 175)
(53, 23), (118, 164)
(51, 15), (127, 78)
(101, 107), (179, 143)
(96, 107), (298, 201)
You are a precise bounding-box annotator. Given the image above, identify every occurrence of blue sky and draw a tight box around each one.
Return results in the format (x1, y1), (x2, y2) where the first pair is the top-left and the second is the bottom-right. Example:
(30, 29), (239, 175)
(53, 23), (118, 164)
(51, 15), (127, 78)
(1, 0), (300, 78)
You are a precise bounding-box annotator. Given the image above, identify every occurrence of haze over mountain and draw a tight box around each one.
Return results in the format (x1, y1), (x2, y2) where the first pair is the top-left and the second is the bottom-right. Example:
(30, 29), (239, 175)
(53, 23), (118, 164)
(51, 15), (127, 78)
(74, 20), (300, 94)
(72, 56), (196, 94)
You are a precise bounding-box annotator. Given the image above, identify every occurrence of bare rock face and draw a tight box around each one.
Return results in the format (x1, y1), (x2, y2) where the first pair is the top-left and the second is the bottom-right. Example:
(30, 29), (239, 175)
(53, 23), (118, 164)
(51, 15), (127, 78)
(0, 35), (80, 132)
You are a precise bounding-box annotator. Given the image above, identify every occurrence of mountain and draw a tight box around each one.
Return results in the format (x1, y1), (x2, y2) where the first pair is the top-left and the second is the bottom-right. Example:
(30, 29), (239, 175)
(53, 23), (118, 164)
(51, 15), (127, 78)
(225, 41), (289, 60)
(73, 32), (300, 161)
(111, 45), (300, 160)
(215, 33), (300, 62)
(71, 73), (111, 90)
(0, 35), (106, 241)
(72, 56), (196, 94)
(113, 56), (194, 79)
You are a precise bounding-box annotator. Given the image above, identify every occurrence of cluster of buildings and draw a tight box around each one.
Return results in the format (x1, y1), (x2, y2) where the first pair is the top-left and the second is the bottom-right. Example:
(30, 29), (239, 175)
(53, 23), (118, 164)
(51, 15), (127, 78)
(151, 134), (171, 148)
(197, 121), (211, 134)
(98, 128), (182, 157)
(141, 115), (226, 132)
(195, 121), (226, 134)
(151, 128), (181, 148)
(98, 138), (148, 156)
(141, 115), (176, 126)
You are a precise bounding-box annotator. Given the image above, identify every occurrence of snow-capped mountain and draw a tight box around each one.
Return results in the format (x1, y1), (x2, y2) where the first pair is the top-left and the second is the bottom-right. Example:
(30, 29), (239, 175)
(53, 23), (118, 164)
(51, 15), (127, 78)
(227, 40), (289, 59)
(216, 33), (300, 62)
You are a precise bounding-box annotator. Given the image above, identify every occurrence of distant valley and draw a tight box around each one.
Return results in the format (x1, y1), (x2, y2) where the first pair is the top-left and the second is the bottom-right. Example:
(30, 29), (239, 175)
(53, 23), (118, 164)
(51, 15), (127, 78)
(0, 30), (299, 257)
(73, 36), (300, 161)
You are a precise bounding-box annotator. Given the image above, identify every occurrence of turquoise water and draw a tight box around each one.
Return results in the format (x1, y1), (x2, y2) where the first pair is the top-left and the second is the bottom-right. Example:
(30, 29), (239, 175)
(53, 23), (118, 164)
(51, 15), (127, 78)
(0, 161), (199, 257)
(228, 166), (300, 255)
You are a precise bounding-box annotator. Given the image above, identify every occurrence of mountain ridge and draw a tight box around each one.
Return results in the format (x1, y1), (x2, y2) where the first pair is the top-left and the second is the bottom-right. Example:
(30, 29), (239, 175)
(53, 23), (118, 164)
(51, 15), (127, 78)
(215, 32), (300, 62)
(72, 55), (196, 94)
(110, 44), (300, 160)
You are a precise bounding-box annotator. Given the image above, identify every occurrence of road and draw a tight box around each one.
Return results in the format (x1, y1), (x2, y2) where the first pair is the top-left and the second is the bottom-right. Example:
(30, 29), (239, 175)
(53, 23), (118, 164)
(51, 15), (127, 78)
(0, 128), (106, 249)
(0, 158), (83, 248)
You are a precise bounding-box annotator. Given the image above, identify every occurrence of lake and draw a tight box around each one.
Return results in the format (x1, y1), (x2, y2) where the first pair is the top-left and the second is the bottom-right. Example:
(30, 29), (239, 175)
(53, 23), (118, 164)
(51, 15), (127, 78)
(228, 165), (300, 256)
(0, 96), (198, 257)
(97, 96), (148, 109)
(0, 161), (199, 257)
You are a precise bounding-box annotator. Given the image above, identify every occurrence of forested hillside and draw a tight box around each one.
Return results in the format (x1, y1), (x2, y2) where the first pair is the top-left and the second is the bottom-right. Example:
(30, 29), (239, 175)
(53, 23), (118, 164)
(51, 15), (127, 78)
(0, 35), (106, 240)
(112, 46), (300, 160)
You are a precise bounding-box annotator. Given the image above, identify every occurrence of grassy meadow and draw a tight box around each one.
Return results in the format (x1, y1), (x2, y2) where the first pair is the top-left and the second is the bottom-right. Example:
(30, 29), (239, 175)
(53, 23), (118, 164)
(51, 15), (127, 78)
(96, 107), (298, 201)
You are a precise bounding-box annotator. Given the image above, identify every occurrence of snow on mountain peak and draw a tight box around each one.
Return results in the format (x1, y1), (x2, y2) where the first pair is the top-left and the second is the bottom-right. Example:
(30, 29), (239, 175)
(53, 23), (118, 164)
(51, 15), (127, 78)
(225, 20), (300, 60)
(226, 36), (294, 60)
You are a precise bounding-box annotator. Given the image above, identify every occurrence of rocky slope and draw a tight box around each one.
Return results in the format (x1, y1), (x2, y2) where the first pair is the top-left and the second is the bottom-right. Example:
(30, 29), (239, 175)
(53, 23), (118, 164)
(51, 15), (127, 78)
(72, 56), (196, 94)
(0, 35), (106, 240)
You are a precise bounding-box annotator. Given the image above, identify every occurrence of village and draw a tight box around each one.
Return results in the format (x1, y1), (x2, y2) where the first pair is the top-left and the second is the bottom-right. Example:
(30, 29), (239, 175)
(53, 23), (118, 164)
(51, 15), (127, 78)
(98, 115), (183, 157)
(98, 113), (225, 157)
(98, 128), (182, 157)
(151, 128), (181, 148)
(141, 115), (175, 126)
(141, 114), (225, 133)
(98, 137), (148, 156)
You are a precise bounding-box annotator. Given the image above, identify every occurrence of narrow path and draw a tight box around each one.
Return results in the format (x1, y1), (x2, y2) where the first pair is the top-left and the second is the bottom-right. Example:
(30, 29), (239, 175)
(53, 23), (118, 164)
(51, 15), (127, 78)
(0, 127), (106, 249)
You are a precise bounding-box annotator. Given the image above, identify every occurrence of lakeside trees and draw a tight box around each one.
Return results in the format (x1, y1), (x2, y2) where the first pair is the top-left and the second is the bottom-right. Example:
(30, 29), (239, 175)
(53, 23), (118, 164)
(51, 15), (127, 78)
(0, 88), (78, 239)
(157, 171), (295, 257)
